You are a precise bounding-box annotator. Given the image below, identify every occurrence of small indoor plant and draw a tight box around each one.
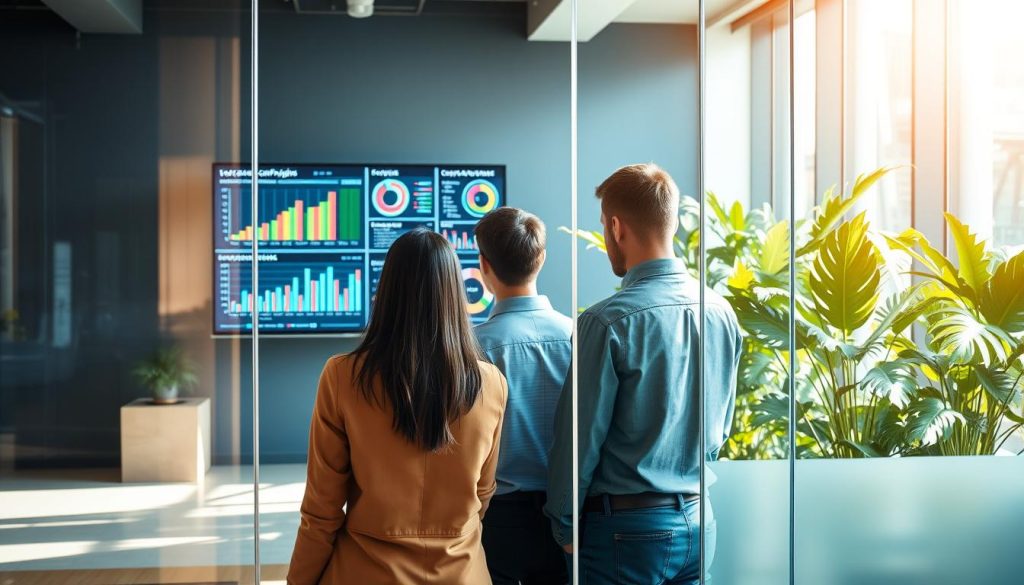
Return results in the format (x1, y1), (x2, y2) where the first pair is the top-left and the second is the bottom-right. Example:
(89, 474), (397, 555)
(132, 346), (198, 404)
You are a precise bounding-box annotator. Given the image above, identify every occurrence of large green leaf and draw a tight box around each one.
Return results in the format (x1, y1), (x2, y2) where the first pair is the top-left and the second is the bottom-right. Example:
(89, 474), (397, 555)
(862, 361), (917, 408)
(980, 250), (1024, 333)
(945, 213), (990, 293)
(905, 397), (965, 446)
(883, 229), (962, 291)
(729, 293), (792, 350)
(809, 212), (882, 336)
(751, 393), (790, 426)
(760, 221), (790, 275)
(973, 365), (1019, 406)
(929, 306), (1016, 364)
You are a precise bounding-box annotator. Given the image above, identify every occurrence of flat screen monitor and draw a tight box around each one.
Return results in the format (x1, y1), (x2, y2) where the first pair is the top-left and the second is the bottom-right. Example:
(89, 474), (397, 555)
(213, 163), (505, 335)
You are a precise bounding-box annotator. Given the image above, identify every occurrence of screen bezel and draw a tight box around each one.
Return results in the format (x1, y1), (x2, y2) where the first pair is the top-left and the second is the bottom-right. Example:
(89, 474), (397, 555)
(210, 162), (508, 338)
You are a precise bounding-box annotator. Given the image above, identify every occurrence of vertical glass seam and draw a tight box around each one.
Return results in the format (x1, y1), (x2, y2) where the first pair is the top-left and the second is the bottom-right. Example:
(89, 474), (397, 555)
(697, 1), (707, 584)
(570, 0), (579, 582)
(250, 0), (261, 581)
(787, 1), (797, 584)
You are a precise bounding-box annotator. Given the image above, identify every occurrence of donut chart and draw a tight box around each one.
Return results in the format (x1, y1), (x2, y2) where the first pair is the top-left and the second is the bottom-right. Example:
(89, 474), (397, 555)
(462, 179), (499, 218)
(372, 179), (411, 217)
(462, 267), (494, 316)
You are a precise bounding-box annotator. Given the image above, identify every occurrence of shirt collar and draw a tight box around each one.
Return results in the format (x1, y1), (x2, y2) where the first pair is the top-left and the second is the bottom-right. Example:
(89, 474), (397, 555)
(489, 295), (554, 318)
(621, 258), (687, 288)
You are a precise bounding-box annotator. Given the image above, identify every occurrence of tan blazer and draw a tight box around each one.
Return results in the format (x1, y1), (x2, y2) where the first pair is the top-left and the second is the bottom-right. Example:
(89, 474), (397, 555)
(287, 354), (507, 585)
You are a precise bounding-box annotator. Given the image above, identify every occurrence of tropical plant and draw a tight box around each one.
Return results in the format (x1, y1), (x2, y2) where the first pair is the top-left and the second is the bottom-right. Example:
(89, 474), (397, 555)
(133, 346), (198, 404)
(565, 168), (1024, 459)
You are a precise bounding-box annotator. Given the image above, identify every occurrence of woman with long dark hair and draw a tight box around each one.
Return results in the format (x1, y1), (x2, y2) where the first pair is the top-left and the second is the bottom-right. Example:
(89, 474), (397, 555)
(287, 228), (508, 584)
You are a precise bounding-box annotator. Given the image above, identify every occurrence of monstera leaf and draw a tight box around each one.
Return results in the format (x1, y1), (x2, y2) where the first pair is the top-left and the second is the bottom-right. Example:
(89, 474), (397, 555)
(945, 213), (991, 293)
(929, 306), (1016, 364)
(729, 293), (792, 349)
(980, 250), (1024, 333)
(905, 395), (965, 446)
(809, 213), (882, 337)
(862, 361), (917, 408)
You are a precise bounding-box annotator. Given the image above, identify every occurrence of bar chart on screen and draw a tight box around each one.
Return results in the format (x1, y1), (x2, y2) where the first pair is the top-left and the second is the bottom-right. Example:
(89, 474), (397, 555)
(216, 252), (366, 332)
(217, 166), (364, 248)
(441, 224), (479, 252)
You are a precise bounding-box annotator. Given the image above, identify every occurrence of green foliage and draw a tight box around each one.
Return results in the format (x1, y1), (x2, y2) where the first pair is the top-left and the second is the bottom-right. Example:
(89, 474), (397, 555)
(133, 347), (198, 394)
(567, 167), (1024, 459)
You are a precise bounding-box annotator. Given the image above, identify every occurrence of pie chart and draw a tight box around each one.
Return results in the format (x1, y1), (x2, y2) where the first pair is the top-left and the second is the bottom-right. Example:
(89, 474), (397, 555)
(372, 178), (410, 217)
(462, 179), (499, 218)
(462, 267), (494, 316)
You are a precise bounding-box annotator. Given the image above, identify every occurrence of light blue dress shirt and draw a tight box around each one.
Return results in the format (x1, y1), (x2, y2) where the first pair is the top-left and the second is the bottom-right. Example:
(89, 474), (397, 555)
(475, 295), (573, 496)
(544, 258), (743, 546)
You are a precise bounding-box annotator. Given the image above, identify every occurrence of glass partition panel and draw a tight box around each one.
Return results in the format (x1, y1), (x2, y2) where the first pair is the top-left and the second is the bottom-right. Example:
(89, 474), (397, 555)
(791, 1), (1024, 583)
(0, 2), (257, 584)
(704, 1), (793, 584)
(257, 2), (573, 583)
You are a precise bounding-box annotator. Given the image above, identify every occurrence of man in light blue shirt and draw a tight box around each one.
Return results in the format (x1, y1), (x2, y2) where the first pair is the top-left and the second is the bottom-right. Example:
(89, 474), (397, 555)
(545, 164), (743, 585)
(474, 207), (572, 585)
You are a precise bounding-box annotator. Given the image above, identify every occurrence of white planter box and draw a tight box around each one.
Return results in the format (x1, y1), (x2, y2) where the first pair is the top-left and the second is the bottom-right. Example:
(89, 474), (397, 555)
(120, 397), (211, 483)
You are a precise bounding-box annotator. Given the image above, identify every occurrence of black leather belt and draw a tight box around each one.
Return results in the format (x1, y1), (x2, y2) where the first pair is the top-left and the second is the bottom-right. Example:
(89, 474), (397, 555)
(493, 490), (547, 506)
(582, 492), (699, 514)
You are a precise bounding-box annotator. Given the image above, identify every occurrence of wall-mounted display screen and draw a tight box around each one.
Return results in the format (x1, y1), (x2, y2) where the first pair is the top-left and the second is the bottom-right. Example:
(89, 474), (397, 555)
(213, 163), (505, 335)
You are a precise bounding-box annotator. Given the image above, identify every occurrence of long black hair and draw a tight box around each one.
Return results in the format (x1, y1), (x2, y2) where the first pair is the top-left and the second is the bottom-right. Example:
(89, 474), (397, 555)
(352, 228), (483, 451)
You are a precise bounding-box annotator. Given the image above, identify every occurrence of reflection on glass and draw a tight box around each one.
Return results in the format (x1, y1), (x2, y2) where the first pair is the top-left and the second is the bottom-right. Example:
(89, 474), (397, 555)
(704, 3), (793, 584)
(0, 3), (259, 583)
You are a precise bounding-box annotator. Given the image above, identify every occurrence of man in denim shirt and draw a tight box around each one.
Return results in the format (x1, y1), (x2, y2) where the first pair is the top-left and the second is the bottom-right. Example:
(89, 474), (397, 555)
(475, 208), (572, 585)
(545, 164), (742, 585)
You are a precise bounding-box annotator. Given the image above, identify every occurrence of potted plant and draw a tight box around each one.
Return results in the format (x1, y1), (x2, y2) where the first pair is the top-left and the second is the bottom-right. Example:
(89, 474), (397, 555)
(132, 346), (198, 404)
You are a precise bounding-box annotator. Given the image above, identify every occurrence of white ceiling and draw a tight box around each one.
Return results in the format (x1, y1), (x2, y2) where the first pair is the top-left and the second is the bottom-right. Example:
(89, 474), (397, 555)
(529, 0), (767, 41)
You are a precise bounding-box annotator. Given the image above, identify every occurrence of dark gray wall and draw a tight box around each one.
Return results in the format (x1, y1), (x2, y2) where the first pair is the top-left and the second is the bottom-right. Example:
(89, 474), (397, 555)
(0, 4), (697, 465)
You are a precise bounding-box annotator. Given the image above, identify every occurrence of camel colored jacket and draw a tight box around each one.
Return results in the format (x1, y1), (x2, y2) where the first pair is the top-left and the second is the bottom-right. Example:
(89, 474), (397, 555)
(287, 354), (508, 585)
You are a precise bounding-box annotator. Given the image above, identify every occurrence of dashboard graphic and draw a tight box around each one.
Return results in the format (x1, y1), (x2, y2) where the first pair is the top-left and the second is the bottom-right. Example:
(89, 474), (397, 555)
(214, 163), (505, 335)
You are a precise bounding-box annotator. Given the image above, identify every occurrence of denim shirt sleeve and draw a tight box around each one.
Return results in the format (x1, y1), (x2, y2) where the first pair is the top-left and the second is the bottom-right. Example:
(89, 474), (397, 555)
(544, 311), (619, 546)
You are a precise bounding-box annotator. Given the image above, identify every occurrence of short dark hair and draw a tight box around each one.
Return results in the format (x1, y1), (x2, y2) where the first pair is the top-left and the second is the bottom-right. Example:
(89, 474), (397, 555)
(474, 207), (546, 286)
(596, 163), (680, 238)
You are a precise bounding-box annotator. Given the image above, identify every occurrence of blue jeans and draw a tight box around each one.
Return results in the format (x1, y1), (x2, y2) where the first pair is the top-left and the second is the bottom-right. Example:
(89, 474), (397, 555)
(577, 496), (715, 585)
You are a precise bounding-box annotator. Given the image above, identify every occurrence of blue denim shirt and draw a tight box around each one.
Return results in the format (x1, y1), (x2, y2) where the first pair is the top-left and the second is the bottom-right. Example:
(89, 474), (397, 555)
(544, 258), (743, 546)
(475, 295), (573, 495)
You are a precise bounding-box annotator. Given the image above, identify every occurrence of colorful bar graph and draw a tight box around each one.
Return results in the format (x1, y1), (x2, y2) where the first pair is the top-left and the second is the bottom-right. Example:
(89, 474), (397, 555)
(229, 266), (363, 316)
(442, 228), (478, 251)
(230, 188), (361, 243)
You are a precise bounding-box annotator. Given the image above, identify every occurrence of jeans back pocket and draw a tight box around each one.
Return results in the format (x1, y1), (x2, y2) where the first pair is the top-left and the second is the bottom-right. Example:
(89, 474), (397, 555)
(613, 530), (676, 585)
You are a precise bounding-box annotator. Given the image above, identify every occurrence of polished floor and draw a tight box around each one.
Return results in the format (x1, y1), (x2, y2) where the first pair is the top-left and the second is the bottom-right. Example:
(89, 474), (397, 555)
(0, 564), (287, 585)
(0, 464), (305, 577)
